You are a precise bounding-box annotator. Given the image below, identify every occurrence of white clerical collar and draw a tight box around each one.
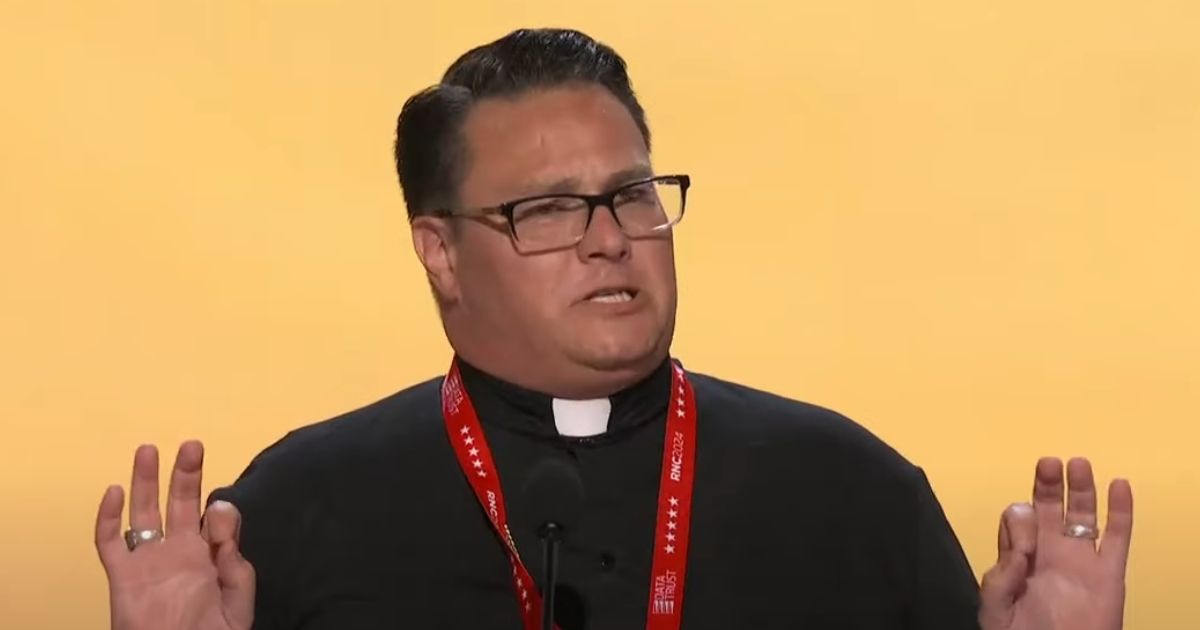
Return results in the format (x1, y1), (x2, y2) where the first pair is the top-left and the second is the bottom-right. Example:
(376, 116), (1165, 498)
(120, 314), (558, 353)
(551, 397), (612, 437)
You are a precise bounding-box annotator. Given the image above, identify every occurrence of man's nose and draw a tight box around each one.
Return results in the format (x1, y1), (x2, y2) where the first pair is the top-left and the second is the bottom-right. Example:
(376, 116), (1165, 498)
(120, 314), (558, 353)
(576, 204), (630, 261)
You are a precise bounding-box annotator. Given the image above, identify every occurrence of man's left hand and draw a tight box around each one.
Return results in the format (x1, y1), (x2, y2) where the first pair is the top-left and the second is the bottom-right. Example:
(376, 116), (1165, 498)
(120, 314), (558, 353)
(979, 457), (1134, 630)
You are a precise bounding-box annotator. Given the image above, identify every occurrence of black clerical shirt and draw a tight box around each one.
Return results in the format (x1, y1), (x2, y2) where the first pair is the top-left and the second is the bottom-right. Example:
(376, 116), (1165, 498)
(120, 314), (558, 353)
(210, 358), (981, 629)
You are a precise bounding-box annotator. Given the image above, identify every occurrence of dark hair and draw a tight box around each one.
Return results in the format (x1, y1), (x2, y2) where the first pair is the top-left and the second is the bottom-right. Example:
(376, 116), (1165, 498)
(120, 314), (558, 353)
(394, 28), (651, 220)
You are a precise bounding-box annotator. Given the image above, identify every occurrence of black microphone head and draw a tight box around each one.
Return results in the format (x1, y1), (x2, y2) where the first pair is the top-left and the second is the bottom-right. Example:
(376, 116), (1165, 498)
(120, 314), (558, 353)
(517, 456), (586, 539)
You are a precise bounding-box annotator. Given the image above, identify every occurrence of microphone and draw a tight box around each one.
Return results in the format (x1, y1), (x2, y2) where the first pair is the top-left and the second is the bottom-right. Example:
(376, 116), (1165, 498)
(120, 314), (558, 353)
(518, 457), (586, 630)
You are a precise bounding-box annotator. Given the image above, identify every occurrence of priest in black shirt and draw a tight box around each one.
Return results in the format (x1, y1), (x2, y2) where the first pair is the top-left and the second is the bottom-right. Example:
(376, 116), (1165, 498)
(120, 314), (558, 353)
(95, 28), (1134, 630)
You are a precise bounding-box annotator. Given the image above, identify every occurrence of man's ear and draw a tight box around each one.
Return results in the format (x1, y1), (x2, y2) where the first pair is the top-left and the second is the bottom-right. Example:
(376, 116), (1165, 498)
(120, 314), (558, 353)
(411, 217), (460, 306)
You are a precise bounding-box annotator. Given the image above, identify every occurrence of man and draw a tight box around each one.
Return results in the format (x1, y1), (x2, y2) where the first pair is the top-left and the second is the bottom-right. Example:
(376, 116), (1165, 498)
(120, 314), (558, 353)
(95, 28), (1133, 630)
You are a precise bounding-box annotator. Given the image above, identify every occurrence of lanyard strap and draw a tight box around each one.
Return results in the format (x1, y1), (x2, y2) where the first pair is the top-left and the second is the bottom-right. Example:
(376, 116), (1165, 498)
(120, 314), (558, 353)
(441, 360), (697, 630)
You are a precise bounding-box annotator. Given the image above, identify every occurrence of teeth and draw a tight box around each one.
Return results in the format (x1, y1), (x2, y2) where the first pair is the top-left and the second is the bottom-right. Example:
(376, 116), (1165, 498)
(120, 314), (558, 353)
(589, 290), (633, 303)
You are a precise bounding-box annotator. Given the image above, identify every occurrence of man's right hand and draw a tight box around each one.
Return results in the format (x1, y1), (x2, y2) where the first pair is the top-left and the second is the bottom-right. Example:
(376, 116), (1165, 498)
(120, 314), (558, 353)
(95, 441), (256, 630)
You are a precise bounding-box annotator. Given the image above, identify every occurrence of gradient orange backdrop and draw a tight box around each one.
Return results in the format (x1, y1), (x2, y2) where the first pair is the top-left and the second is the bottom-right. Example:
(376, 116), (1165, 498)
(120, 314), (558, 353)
(2, 1), (1197, 628)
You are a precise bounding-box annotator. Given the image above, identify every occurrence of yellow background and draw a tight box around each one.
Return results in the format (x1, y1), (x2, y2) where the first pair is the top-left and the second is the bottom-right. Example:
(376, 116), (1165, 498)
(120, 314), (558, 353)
(1, 1), (1197, 627)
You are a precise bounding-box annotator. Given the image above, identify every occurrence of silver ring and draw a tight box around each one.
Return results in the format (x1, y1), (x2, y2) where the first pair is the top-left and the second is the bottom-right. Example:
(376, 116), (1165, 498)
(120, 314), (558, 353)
(1063, 523), (1099, 540)
(124, 528), (164, 551)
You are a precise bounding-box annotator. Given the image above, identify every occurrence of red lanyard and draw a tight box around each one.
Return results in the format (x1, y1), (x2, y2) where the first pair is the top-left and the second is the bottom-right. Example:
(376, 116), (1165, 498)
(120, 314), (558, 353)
(441, 359), (697, 630)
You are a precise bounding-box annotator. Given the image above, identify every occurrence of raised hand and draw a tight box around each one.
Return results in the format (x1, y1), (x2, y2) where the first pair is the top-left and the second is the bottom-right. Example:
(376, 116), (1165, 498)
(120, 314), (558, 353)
(95, 441), (256, 630)
(979, 457), (1134, 630)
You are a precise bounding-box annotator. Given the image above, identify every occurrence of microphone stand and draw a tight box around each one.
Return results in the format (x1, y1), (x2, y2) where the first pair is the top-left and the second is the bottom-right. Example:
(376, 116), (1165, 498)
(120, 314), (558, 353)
(538, 522), (563, 630)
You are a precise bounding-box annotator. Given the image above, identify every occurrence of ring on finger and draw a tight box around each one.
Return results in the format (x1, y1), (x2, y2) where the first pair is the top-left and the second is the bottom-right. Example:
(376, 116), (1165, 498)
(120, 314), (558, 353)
(124, 528), (164, 551)
(1062, 523), (1099, 540)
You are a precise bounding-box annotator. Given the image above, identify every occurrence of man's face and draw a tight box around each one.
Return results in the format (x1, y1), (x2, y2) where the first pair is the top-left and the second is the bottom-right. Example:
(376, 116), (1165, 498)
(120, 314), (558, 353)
(423, 84), (677, 397)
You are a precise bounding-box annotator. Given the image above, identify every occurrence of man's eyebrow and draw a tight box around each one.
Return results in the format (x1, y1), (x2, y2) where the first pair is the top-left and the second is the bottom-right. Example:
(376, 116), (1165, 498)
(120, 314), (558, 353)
(602, 164), (655, 191)
(520, 164), (655, 197)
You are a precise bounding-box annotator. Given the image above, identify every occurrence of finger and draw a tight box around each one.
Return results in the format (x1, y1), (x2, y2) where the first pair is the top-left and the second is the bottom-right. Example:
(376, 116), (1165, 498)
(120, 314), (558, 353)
(166, 441), (205, 536)
(1002, 502), (1037, 559)
(215, 539), (256, 629)
(206, 501), (255, 628)
(1065, 457), (1098, 532)
(979, 553), (1030, 625)
(979, 502), (1036, 624)
(94, 485), (126, 570)
(205, 500), (243, 547)
(1100, 478), (1134, 572)
(1032, 457), (1065, 531)
(129, 444), (163, 533)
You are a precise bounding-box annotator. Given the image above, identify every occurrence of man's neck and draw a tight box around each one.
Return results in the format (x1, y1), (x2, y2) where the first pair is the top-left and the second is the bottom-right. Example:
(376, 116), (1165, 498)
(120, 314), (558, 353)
(452, 354), (674, 440)
(452, 351), (666, 400)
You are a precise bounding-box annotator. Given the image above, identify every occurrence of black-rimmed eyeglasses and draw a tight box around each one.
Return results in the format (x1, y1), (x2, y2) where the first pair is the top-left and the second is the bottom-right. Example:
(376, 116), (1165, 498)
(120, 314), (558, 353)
(429, 174), (690, 253)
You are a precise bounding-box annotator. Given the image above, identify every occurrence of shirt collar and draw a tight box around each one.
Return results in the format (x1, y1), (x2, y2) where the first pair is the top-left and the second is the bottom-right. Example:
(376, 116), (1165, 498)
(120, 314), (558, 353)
(454, 356), (675, 443)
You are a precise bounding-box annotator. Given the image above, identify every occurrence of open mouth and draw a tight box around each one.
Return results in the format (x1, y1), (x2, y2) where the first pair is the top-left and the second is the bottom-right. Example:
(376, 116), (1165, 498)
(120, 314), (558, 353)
(584, 288), (638, 304)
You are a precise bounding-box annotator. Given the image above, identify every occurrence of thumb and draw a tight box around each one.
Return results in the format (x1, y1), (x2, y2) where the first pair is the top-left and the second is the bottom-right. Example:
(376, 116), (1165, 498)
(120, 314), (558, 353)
(998, 502), (1037, 563)
(203, 500), (242, 547)
(979, 503), (1036, 629)
(214, 539), (256, 629)
(205, 501), (256, 629)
